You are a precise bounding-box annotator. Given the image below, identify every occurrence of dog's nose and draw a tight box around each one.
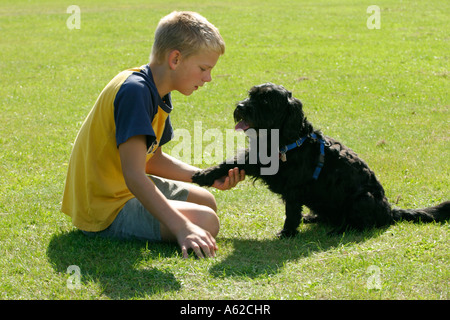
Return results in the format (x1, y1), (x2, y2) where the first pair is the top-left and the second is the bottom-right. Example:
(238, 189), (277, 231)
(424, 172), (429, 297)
(234, 104), (244, 117)
(234, 104), (245, 122)
(236, 99), (248, 110)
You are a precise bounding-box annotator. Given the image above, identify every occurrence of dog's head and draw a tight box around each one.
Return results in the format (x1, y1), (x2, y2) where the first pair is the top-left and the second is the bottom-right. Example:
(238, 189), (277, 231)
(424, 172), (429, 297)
(234, 83), (312, 145)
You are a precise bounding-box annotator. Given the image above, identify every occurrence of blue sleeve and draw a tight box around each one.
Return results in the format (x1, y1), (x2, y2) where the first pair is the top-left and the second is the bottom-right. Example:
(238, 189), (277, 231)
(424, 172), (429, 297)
(114, 76), (156, 148)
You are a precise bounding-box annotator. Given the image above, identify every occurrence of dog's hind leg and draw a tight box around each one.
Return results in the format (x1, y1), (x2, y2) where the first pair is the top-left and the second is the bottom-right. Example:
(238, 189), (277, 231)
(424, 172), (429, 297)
(277, 201), (302, 238)
(345, 192), (392, 231)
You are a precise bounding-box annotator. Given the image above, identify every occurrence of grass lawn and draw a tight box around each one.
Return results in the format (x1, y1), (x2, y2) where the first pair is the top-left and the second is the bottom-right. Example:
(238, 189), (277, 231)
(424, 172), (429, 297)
(0, 0), (448, 300)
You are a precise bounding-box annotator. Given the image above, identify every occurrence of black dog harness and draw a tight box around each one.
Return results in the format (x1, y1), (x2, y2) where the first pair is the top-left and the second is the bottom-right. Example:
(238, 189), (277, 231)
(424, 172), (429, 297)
(279, 133), (325, 180)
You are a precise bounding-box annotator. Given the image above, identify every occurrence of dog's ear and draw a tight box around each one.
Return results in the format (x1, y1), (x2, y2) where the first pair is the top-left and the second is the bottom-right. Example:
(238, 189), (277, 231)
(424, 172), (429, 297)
(280, 95), (305, 143)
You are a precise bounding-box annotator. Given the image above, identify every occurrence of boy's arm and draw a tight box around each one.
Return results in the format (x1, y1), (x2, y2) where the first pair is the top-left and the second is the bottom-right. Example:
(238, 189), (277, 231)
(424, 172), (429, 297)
(146, 147), (245, 190)
(145, 147), (199, 182)
(119, 135), (217, 258)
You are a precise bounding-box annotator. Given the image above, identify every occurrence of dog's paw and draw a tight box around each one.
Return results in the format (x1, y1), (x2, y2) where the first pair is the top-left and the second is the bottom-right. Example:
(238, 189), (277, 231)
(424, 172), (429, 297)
(276, 229), (299, 238)
(191, 170), (216, 187)
(302, 213), (320, 224)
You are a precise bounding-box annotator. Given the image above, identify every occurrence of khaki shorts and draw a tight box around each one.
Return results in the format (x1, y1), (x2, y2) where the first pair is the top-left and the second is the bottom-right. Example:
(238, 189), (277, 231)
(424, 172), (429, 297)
(82, 176), (190, 241)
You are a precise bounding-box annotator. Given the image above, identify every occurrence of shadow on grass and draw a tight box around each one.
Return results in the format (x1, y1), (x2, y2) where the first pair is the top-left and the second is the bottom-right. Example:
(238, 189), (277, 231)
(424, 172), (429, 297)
(46, 230), (181, 299)
(210, 224), (384, 278)
(47, 225), (384, 297)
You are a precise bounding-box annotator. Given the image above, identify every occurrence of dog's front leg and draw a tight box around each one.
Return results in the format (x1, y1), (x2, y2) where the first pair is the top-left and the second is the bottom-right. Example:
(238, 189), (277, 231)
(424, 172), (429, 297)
(192, 148), (260, 187)
(277, 201), (302, 238)
(191, 162), (233, 187)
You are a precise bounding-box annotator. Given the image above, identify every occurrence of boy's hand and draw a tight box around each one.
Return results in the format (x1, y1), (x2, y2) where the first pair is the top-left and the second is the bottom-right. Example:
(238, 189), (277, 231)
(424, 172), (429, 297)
(212, 167), (245, 190)
(177, 222), (218, 259)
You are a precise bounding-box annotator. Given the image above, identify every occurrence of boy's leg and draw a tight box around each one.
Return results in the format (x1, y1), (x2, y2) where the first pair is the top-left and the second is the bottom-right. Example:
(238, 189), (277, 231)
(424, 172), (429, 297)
(186, 184), (217, 212)
(83, 176), (219, 242)
(159, 198), (220, 242)
(151, 176), (219, 241)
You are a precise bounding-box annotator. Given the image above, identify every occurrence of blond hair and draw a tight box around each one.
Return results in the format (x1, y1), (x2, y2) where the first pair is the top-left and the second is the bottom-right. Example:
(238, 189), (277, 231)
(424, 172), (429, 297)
(150, 11), (225, 64)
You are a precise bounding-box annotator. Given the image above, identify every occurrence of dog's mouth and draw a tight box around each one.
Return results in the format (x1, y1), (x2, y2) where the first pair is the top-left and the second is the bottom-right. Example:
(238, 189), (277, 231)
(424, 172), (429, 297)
(235, 120), (250, 131)
(234, 103), (252, 131)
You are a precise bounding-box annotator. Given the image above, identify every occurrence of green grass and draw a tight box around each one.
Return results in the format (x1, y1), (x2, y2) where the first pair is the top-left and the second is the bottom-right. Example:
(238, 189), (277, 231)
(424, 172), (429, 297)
(0, 0), (448, 300)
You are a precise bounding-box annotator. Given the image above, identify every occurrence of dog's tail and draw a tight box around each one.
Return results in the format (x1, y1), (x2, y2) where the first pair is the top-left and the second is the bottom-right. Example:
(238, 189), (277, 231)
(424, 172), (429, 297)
(391, 200), (450, 223)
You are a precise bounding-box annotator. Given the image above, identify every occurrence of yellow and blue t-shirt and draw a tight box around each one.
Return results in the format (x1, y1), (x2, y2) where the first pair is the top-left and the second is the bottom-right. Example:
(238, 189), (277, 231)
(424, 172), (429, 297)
(61, 65), (173, 232)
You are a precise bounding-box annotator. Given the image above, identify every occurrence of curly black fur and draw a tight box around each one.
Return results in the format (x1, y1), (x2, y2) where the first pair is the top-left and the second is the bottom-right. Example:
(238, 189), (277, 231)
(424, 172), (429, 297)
(192, 83), (450, 237)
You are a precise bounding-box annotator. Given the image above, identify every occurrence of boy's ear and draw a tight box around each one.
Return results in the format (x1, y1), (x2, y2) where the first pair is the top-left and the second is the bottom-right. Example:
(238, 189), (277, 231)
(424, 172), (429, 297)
(168, 50), (182, 70)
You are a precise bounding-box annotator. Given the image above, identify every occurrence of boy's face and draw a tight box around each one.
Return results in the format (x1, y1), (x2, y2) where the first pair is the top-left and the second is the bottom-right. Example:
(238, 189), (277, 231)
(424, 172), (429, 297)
(172, 50), (221, 96)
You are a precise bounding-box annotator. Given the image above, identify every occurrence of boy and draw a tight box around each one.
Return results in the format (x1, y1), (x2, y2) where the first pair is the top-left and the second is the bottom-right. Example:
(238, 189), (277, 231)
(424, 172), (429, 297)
(61, 11), (245, 259)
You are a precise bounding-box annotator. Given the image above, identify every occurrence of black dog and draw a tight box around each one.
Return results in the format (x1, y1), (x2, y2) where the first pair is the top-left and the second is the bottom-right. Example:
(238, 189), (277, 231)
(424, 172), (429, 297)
(192, 83), (450, 237)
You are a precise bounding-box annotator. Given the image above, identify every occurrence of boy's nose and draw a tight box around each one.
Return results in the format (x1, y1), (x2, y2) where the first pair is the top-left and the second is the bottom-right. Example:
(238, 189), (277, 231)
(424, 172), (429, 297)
(203, 71), (212, 83)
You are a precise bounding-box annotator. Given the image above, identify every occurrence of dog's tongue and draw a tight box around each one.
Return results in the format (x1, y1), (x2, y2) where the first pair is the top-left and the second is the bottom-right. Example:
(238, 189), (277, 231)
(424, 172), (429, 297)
(235, 120), (250, 131)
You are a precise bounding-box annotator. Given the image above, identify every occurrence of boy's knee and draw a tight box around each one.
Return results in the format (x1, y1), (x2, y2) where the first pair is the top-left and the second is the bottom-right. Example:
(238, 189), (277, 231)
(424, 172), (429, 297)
(204, 190), (217, 213)
(205, 207), (220, 237)
(187, 186), (217, 212)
